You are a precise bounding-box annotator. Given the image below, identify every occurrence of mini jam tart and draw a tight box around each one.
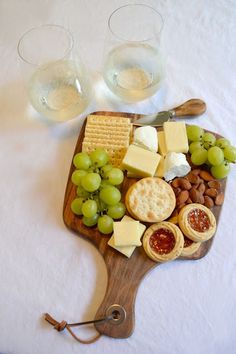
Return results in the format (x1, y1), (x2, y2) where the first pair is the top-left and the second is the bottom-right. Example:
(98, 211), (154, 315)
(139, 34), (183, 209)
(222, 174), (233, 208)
(142, 222), (184, 263)
(180, 235), (201, 257)
(178, 203), (216, 243)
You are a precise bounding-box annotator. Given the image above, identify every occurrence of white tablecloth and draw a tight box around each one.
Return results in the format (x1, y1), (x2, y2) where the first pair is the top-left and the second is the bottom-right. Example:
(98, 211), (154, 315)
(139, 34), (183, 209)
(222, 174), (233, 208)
(1, 1), (236, 353)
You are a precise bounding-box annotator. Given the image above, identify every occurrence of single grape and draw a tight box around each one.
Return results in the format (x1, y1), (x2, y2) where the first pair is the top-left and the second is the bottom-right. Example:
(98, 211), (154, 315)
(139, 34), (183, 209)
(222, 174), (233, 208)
(82, 214), (99, 227)
(223, 146), (236, 163)
(191, 148), (208, 165)
(107, 202), (126, 219)
(71, 170), (87, 186)
(100, 164), (113, 178)
(211, 162), (230, 179)
(207, 146), (224, 166)
(93, 196), (107, 212)
(90, 148), (109, 167)
(97, 215), (113, 234)
(76, 185), (90, 198)
(215, 138), (230, 149)
(106, 168), (124, 185)
(81, 199), (97, 218)
(81, 173), (101, 192)
(189, 141), (203, 154)
(186, 125), (204, 142)
(99, 186), (121, 205)
(202, 132), (216, 150)
(71, 197), (85, 215)
(73, 152), (91, 170)
(99, 179), (111, 189)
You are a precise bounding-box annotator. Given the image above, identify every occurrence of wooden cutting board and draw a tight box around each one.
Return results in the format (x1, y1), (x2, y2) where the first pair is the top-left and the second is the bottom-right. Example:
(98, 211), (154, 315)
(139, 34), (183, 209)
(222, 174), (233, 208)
(63, 111), (226, 338)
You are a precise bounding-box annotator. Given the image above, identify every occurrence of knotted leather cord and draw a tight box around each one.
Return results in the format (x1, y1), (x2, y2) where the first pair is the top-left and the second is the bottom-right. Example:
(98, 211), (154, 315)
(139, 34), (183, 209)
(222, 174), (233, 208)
(45, 313), (111, 344)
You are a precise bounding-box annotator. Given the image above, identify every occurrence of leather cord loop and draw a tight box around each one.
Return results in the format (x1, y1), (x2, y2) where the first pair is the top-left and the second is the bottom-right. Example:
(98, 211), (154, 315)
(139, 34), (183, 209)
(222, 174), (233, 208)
(45, 313), (103, 344)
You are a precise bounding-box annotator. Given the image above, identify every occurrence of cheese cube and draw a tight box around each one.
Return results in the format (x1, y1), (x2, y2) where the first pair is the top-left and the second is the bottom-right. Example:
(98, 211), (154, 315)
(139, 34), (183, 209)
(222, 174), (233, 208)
(163, 122), (189, 153)
(133, 126), (158, 152)
(157, 131), (168, 156)
(121, 144), (161, 177)
(155, 155), (165, 178)
(108, 216), (146, 258)
(113, 220), (141, 246)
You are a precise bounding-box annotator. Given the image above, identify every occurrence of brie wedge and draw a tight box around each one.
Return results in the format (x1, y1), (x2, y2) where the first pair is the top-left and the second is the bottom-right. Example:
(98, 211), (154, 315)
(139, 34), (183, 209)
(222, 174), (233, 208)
(133, 126), (158, 152)
(163, 152), (191, 181)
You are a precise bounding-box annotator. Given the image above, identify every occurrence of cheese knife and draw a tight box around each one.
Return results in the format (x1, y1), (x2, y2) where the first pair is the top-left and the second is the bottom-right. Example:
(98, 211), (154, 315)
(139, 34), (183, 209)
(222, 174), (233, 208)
(133, 98), (206, 127)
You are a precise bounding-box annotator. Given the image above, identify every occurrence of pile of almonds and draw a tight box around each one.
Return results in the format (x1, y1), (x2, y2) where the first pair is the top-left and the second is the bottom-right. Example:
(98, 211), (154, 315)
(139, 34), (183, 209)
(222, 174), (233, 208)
(169, 169), (224, 213)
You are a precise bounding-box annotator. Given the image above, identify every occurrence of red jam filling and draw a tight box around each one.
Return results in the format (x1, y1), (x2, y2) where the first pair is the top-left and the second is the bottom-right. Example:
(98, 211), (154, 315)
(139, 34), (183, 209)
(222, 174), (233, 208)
(149, 228), (175, 255)
(184, 236), (194, 248)
(187, 209), (210, 233)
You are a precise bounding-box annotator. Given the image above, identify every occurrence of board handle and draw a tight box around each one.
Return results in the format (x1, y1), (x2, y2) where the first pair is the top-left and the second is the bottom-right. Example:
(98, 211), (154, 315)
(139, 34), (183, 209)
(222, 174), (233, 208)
(94, 250), (157, 338)
(173, 98), (206, 117)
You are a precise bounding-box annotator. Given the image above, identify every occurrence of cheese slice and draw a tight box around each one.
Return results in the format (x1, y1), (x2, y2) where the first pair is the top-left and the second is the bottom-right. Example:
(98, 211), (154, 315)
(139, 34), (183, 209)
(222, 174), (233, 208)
(157, 131), (168, 156)
(121, 144), (161, 177)
(154, 155), (165, 178)
(108, 216), (146, 257)
(163, 152), (191, 181)
(163, 122), (189, 153)
(113, 220), (141, 246)
(133, 126), (158, 152)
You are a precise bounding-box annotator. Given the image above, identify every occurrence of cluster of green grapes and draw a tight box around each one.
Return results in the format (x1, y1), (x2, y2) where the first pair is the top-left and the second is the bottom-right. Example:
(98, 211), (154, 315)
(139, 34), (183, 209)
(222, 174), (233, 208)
(186, 125), (236, 179)
(70, 148), (126, 234)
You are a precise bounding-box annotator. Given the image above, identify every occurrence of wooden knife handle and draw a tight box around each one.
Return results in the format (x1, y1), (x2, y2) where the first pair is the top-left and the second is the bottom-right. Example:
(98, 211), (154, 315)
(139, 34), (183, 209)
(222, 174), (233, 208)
(173, 99), (206, 117)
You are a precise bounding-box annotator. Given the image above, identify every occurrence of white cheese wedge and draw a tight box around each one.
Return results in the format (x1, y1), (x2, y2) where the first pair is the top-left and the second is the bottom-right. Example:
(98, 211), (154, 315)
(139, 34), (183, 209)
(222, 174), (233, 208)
(163, 122), (189, 153)
(163, 152), (191, 181)
(121, 144), (161, 177)
(108, 216), (146, 258)
(133, 126), (158, 152)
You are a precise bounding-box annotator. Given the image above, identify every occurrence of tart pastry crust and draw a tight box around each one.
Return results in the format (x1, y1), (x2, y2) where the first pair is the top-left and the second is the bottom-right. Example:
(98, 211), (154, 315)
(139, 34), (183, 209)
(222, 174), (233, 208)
(178, 203), (216, 242)
(180, 237), (201, 257)
(142, 221), (184, 263)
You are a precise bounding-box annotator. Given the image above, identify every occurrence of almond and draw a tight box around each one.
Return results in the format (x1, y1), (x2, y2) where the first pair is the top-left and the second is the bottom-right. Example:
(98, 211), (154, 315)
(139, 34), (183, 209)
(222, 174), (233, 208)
(177, 203), (186, 212)
(189, 188), (201, 203)
(198, 183), (206, 194)
(176, 190), (189, 205)
(208, 180), (221, 190)
(191, 169), (201, 175)
(187, 197), (193, 204)
(178, 178), (192, 190)
(204, 196), (214, 209)
(171, 178), (181, 188)
(186, 172), (199, 184)
(205, 188), (218, 198)
(199, 170), (214, 182)
(173, 187), (182, 197)
(215, 192), (224, 206)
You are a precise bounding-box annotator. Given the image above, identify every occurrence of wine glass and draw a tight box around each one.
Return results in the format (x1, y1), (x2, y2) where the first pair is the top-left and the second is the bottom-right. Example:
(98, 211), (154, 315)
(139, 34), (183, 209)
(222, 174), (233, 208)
(102, 4), (164, 103)
(17, 24), (92, 122)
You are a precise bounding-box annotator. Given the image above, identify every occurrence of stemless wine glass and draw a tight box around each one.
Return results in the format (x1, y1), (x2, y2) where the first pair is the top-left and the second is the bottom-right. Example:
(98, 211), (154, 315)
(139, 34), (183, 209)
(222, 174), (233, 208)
(17, 24), (92, 122)
(102, 4), (164, 103)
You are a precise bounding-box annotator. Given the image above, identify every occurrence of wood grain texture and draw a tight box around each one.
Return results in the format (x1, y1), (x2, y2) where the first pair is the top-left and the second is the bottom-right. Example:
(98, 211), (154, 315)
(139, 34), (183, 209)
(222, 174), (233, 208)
(63, 111), (225, 338)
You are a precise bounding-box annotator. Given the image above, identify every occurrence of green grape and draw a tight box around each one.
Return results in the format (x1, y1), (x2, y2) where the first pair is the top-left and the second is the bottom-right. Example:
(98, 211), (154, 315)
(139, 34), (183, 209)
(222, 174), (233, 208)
(211, 162), (230, 179)
(73, 152), (91, 170)
(99, 179), (111, 189)
(106, 168), (124, 185)
(81, 199), (97, 218)
(97, 215), (113, 234)
(99, 186), (121, 205)
(202, 132), (216, 149)
(76, 185), (90, 198)
(189, 141), (203, 154)
(186, 125), (204, 142)
(223, 146), (236, 163)
(215, 138), (230, 149)
(81, 172), (101, 192)
(207, 146), (224, 166)
(71, 170), (87, 186)
(107, 202), (126, 219)
(93, 196), (107, 212)
(100, 164), (113, 178)
(90, 148), (109, 167)
(71, 197), (85, 215)
(191, 148), (208, 165)
(82, 214), (99, 227)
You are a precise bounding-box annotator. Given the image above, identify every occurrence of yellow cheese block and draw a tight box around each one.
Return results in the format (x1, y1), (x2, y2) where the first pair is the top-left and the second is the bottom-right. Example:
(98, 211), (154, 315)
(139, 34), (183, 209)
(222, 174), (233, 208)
(121, 144), (161, 177)
(108, 216), (146, 257)
(157, 131), (168, 156)
(113, 220), (141, 246)
(163, 122), (189, 153)
(154, 155), (165, 178)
